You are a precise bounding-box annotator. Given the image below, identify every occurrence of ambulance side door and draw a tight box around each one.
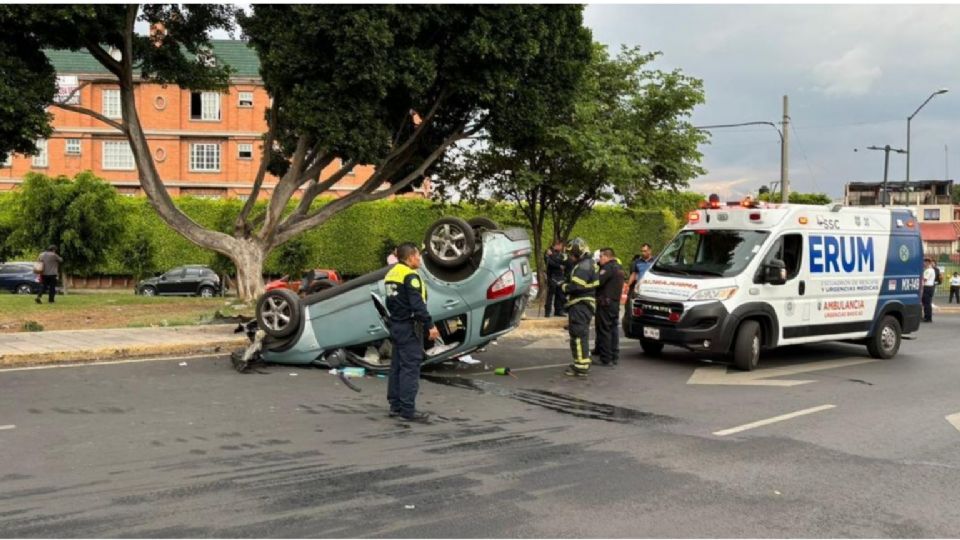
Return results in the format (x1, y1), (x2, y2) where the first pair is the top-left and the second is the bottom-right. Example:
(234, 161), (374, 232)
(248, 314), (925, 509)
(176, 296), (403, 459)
(755, 232), (805, 342)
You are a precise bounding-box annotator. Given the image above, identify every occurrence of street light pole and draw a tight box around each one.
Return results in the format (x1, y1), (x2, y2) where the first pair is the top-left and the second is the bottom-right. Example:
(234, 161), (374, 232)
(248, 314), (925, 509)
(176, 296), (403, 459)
(693, 120), (785, 197)
(906, 88), (948, 184)
(865, 145), (908, 207)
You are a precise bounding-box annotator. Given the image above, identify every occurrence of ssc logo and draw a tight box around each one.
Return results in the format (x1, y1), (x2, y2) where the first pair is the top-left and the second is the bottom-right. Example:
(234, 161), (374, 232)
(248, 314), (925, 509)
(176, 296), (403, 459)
(899, 245), (910, 262)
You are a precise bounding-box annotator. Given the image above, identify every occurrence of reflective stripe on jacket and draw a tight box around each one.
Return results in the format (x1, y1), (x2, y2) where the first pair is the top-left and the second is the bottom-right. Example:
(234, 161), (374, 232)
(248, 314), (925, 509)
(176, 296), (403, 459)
(563, 256), (599, 308)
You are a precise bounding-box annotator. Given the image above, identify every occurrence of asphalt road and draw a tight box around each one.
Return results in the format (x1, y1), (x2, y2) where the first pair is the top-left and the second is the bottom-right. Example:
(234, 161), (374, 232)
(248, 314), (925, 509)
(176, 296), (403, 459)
(2, 316), (960, 537)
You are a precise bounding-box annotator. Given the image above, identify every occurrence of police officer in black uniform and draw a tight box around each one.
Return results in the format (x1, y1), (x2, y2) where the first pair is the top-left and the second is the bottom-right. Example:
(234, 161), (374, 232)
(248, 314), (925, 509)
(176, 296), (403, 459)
(384, 243), (440, 423)
(595, 247), (625, 367)
(562, 238), (599, 377)
(544, 240), (568, 317)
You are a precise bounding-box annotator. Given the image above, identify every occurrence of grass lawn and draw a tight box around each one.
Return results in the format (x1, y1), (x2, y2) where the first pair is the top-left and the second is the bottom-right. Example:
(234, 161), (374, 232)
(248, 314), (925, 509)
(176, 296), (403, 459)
(0, 292), (254, 333)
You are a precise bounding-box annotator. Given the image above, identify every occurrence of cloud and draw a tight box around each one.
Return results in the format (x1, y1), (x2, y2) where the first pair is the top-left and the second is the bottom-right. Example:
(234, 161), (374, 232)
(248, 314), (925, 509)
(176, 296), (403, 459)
(811, 47), (883, 97)
(690, 177), (756, 199)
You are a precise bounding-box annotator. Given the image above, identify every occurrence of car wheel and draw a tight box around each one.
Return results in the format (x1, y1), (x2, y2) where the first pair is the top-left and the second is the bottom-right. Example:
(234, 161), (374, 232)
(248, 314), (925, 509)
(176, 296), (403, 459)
(256, 288), (301, 339)
(732, 320), (761, 371)
(640, 340), (663, 356)
(867, 315), (901, 359)
(141, 286), (157, 297)
(199, 286), (215, 298)
(424, 217), (476, 268)
(16, 284), (33, 295)
(467, 217), (499, 240)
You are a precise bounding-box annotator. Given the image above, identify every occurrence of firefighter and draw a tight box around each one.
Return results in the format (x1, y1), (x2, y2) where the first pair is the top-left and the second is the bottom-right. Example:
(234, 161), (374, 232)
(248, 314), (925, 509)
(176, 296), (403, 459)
(595, 247), (626, 367)
(384, 242), (440, 423)
(544, 240), (568, 317)
(562, 237), (599, 377)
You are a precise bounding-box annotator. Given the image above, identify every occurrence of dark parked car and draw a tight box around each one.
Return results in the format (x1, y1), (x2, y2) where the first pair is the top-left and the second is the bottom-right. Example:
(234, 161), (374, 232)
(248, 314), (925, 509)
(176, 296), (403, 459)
(137, 265), (222, 297)
(0, 262), (40, 294)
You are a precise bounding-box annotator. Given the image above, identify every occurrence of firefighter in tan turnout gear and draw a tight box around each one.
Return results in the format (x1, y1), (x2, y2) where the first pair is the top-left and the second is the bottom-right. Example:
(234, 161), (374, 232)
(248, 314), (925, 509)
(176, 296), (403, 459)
(562, 237), (599, 377)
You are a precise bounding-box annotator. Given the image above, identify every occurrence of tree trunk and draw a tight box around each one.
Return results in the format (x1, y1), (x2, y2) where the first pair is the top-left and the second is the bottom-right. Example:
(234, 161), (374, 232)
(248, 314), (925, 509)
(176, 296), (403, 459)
(230, 239), (267, 302)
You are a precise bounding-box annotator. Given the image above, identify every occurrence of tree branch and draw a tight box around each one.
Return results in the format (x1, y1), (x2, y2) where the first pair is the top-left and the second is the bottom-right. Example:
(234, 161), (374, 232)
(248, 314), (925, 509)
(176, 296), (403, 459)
(50, 103), (125, 132)
(236, 104), (279, 235)
(286, 158), (356, 224)
(84, 40), (123, 78)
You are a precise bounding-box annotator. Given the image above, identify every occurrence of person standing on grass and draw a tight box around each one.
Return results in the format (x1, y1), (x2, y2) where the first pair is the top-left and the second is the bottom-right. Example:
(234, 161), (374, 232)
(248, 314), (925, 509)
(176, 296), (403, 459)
(35, 245), (62, 305)
(950, 272), (960, 304)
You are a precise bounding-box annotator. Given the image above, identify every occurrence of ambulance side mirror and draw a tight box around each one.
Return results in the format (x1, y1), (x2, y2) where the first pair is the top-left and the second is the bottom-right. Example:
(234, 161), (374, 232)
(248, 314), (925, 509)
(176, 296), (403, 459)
(762, 259), (787, 285)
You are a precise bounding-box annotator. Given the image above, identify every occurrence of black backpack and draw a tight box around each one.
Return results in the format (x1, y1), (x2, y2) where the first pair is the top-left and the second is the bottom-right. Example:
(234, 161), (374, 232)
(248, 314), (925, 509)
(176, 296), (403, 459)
(934, 265), (942, 285)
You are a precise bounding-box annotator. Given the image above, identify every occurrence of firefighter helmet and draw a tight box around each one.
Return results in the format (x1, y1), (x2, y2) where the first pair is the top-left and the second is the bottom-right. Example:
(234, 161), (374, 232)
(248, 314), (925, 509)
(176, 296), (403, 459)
(566, 237), (589, 257)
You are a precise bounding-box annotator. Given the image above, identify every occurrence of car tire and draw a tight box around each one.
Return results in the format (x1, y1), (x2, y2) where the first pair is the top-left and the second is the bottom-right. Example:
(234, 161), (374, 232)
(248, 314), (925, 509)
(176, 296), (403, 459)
(256, 288), (301, 339)
(199, 286), (215, 298)
(16, 284), (33, 295)
(640, 340), (663, 356)
(141, 286), (157, 297)
(867, 315), (901, 359)
(424, 217), (476, 269)
(467, 217), (499, 239)
(732, 320), (761, 371)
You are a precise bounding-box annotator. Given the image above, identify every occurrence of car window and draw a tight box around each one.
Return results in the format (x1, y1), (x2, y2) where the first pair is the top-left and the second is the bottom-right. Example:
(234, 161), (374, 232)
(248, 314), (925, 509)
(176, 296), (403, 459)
(164, 268), (185, 279)
(184, 268), (203, 279)
(0, 265), (21, 274)
(759, 233), (803, 280)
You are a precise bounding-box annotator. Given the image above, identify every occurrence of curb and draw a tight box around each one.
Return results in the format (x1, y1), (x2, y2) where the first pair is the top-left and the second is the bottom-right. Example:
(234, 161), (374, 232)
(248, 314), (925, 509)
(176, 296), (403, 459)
(0, 338), (248, 369)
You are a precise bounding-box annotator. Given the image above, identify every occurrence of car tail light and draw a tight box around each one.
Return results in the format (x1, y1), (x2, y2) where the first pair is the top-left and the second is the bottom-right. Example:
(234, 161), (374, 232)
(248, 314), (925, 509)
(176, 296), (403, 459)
(632, 307), (643, 317)
(688, 211), (701, 224)
(487, 270), (516, 300)
(668, 312), (681, 323)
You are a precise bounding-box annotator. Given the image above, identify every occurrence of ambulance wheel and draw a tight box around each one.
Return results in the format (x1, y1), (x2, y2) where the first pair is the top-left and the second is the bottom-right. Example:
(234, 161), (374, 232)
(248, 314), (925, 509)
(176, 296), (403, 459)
(640, 340), (663, 356)
(867, 315), (901, 359)
(732, 320), (761, 371)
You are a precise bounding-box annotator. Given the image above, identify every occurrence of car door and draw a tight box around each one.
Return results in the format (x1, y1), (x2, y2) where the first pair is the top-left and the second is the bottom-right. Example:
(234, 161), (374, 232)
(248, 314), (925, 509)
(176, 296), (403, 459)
(756, 233), (806, 343)
(180, 268), (203, 294)
(158, 268), (184, 294)
(0, 264), (16, 291)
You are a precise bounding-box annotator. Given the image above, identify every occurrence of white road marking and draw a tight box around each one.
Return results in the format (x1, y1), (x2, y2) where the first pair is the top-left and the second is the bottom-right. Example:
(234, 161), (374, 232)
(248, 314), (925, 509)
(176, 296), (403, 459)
(687, 358), (877, 387)
(946, 412), (960, 433)
(0, 425), (15, 431)
(713, 404), (836, 437)
(0, 353), (225, 373)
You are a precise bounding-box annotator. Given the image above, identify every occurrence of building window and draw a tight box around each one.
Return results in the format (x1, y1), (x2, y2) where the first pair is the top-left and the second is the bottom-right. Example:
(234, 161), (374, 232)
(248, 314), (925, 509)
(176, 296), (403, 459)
(190, 143), (221, 172)
(102, 89), (122, 119)
(32, 140), (48, 168)
(237, 143), (253, 160)
(238, 91), (254, 108)
(102, 140), (135, 170)
(1, 154), (11, 167)
(190, 92), (221, 121)
(65, 138), (81, 155)
(924, 208), (941, 221)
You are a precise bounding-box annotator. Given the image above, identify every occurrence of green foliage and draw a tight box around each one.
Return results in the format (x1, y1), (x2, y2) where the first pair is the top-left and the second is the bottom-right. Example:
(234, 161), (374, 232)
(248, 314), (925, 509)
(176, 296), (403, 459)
(758, 191), (833, 205)
(276, 237), (309, 278)
(0, 190), (689, 278)
(952, 184), (960, 205)
(8, 172), (125, 276)
(633, 191), (704, 219)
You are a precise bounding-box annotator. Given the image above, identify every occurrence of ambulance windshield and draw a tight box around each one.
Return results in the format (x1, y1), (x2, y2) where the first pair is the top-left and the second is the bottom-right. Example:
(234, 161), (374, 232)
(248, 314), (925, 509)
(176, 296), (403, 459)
(653, 229), (770, 278)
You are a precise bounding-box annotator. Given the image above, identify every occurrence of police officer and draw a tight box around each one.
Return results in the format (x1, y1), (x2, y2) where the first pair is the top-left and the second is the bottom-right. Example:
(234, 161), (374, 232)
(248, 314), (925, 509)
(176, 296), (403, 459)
(595, 247), (625, 367)
(544, 240), (568, 317)
(562, 238), (599, 377)
(385, 242), (440, 423)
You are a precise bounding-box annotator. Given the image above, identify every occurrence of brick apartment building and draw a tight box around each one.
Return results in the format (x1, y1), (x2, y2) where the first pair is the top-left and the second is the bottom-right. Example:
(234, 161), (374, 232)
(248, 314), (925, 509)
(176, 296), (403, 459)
(0, 41), (428, 199)
(845, 179), (960, 259)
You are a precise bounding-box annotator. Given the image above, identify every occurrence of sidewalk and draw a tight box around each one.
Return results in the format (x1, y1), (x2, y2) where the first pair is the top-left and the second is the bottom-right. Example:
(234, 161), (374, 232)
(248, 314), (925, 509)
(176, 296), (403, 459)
(0, 324), (247, 367)
(0, 317), (567, 368)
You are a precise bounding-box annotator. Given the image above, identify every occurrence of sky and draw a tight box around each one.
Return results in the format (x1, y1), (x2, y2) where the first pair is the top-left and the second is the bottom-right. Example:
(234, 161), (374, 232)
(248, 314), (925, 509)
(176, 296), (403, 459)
(582, 4), (960, 199)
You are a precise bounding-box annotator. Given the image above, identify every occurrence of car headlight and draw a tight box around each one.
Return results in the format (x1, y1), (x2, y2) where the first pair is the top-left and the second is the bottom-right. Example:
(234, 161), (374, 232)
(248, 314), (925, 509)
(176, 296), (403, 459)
(688, 286), (738, 301)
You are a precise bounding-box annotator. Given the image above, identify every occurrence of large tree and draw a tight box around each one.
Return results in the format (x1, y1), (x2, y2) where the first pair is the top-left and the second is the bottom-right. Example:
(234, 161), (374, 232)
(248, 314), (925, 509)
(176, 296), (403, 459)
(0, 5), (592, 299)
(436, 45), (707, 293)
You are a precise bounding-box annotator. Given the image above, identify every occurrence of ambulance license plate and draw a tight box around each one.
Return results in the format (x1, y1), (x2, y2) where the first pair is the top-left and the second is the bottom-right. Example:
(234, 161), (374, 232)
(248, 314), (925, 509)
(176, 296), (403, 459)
(643, 327), (660, 340)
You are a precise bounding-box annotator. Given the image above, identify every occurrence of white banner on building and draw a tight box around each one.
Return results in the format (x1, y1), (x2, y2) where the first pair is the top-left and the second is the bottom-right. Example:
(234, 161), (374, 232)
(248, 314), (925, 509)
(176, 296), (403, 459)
(56, 75), (80, 105)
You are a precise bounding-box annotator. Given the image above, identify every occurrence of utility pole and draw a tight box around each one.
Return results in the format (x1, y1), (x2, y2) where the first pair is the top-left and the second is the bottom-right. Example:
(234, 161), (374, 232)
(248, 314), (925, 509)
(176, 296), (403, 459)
(906, 88), (948, 184)
(780, 95), (790, 203)
(946, 144), (949, 180)
(865, 145), (907, 207)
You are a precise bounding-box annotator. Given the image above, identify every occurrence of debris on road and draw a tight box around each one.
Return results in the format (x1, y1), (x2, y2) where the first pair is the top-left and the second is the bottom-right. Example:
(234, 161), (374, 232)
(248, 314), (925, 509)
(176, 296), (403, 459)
(178, 362), (188, 367)
(459, 355), (480, 365)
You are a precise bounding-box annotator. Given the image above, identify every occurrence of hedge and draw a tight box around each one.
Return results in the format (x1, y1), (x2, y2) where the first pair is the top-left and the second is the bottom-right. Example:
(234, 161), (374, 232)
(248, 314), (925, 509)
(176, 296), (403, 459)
(0, 193), (689, 277)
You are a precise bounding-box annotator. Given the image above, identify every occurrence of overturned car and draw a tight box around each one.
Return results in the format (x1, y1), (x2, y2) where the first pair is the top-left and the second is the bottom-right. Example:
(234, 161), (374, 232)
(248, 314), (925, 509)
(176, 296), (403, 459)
(233, 217), (533, 373)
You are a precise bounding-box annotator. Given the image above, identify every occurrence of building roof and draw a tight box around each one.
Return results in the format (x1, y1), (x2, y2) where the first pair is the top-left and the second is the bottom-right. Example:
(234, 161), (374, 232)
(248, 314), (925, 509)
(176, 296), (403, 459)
(919, 222), (960, 242)
(44, 40), (260, 79)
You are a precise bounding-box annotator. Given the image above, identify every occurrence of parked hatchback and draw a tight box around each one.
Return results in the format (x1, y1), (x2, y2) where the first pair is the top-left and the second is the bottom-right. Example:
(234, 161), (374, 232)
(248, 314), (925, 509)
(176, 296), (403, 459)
(0, 262), (40, 295)
(137, 265), (222, 297)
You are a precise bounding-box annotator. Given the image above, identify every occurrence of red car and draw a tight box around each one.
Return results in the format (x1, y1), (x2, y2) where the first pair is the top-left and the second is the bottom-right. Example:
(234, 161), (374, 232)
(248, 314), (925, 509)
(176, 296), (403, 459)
(265, 269), (342, 296)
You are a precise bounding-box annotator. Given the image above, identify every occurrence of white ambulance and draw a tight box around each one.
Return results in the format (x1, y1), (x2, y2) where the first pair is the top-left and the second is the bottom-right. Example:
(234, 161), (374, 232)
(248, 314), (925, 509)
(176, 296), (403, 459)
(624, 197), (924, 370)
